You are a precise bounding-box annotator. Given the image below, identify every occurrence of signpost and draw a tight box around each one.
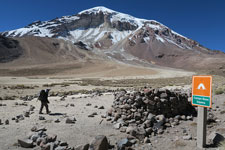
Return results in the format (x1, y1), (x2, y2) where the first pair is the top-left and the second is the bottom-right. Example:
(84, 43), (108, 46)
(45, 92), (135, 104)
(192, 75), (212, 148)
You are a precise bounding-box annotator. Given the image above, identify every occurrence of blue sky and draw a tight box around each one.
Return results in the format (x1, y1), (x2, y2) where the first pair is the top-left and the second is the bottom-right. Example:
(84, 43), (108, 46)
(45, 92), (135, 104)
(0, 0), (224, 52)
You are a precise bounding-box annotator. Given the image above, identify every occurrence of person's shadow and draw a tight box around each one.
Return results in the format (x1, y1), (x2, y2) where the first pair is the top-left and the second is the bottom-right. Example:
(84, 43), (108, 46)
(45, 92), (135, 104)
(48, 113), (66, 116)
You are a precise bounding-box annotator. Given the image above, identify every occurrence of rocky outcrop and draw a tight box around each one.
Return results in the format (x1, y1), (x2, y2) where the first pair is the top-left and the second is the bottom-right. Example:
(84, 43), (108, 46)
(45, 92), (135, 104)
(0, 35), (22, 62)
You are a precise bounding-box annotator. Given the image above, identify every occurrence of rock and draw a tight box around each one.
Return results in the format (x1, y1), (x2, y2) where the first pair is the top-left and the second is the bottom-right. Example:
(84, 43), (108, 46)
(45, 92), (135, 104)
(29, 105), (35, 111)
(120, 127), (127, 133)
(157, 129), (164, 134)
(5, 119), (9, 125)
(135, 127), (146, 140)
(175, 115), (181, 120)
(208, 131), (225, 146)
(147, 113), (155, 121)
(181, 115), (186, 120)
(30, 134), (39, 142)
(36, 137), (45, 146)
(70, 103), (75, 107)
(39, 116), (45, 120)
(42, 142), (54, 150)
(47, 134), (57, 142)
(55, 146), (67, 150)
(24, 111), (30, 117)
(88, 114), (95, 118)
(60, 141), (68, 146)
(31, 126), (38, 132)
(75, 144), (89, 150)
(65, 118), (76, 124)
(117, 138), (132, 150)
(101, 115), (106, 118)
(160, 93), (167, 98)
(18, 139), (34, 148)
(145, 128), (153, 135)
(126, 126), (137, 134)
(86, 103), (92, 106)
(89, 135), (109, 150)
(114, 123), (121, 129)
(186, 116), (193, 120)
(144, 137), (151, 143)
(92, 112), (98, 115)
(55, 119), (60, 123)
(98, 106), (105, 109)
(183, 134), (192, 140)
(106, 117), (112, 121)
(17, 114), (24, 120)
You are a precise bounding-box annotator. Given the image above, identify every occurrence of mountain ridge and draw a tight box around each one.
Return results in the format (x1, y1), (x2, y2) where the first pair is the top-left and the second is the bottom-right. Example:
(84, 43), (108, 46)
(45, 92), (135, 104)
(0, 6), (225, 75)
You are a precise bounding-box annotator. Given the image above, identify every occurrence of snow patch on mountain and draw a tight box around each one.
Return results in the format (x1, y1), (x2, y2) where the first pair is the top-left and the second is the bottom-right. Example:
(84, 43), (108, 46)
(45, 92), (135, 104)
(156, 35), (165, 43)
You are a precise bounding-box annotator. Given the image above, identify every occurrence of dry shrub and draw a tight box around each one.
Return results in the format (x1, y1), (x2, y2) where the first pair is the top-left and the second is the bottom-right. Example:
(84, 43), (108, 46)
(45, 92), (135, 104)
(190, 122), (197, 127)
(174, 140), (186, 147)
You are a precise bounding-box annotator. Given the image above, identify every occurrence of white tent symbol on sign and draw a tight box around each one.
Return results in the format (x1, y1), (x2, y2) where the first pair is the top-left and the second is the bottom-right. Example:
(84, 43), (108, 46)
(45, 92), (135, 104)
(197, 83), (206, 90)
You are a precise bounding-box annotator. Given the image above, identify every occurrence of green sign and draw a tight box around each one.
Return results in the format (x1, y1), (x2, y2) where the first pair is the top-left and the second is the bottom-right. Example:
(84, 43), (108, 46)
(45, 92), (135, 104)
(192, 95), (210, 107)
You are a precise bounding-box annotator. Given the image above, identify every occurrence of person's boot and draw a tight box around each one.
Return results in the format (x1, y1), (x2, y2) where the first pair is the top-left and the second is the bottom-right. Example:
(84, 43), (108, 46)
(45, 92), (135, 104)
(39, 112), (43, 114)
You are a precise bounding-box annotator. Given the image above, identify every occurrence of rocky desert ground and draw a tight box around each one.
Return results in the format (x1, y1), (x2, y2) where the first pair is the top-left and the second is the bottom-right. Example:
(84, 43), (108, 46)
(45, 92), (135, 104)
(0, 73), (225, 150)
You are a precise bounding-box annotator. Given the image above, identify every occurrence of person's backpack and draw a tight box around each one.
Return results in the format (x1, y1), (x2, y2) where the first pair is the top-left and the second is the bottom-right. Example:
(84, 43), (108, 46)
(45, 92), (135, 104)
(38, 90), (46, 101)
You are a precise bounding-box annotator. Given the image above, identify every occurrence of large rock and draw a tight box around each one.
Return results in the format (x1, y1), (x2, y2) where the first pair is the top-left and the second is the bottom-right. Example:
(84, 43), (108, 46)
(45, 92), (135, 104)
(89, 135), (109, 150)
(18, 139), (34, 148)
(75, 144), (89, 150)
(117, 138), (132, 150)
(65, 117), (76, 124)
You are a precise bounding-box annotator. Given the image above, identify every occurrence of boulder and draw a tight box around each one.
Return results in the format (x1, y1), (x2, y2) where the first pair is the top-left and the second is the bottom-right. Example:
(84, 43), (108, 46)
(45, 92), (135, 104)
(47, 134), (57, 142)
(65, 118), (76, 124)
(114, 123), (121, 129)
(18, 139), (34, 148)
(89, 135), (109, 150)
(98, 106), (105, 109)
(183, 134), (192, 140)
(117, 138), (132, 150)
(39, 116), (45, 120)
(75, 144), (89, 150)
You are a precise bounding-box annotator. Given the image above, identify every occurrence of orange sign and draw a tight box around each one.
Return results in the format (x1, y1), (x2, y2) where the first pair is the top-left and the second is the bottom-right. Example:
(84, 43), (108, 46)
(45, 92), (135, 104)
(192, 76), (212, 108)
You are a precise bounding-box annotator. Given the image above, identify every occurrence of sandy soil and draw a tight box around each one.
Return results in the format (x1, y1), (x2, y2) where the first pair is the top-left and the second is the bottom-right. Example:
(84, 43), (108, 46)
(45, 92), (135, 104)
(0, 81), (225, 150)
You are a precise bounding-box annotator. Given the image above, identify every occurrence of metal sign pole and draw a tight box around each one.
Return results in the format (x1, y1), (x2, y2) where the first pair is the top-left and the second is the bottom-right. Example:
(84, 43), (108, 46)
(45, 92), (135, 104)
(197, 107), (207, 148)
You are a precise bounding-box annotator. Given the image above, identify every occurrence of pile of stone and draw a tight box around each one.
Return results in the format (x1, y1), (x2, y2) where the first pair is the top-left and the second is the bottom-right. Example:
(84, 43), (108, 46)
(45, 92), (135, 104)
(105, 89), (197, 140)
(12, 105), (35, 123)
(18, 127), (111, 150)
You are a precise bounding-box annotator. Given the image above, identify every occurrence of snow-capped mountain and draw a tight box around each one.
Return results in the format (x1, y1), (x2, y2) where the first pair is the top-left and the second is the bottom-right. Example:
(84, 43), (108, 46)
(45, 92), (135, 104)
(1, 6), (224, 70)
(2, 7), (203, 50)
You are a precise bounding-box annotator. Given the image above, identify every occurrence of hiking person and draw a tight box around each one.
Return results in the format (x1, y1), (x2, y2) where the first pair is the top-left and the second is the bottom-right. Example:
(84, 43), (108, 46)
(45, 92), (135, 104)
(38, 89), (51, 114)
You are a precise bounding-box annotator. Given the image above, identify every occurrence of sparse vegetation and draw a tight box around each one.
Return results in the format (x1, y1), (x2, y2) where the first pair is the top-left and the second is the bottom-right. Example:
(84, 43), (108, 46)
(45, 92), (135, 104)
(77, 77), (191, 88)
(190, 122), (197, 127)
(220, 110), (225, 114)
(43, 82), (77, 87)
(174, 140), (187, 147)
(215, 88), (224, 95)
(7, 84), (38, 90)
(2, 95), (16, 100)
